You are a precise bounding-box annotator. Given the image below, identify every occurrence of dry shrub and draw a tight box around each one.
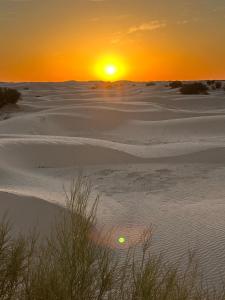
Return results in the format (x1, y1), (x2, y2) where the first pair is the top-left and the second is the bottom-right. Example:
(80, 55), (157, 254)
(0, 177), (224, 299)
(0, 87), (21, 108)
(180, 82), (209, 95)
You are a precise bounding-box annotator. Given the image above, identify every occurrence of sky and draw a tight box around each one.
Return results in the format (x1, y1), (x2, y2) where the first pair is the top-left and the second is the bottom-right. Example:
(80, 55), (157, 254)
(0, 0), (225, 81)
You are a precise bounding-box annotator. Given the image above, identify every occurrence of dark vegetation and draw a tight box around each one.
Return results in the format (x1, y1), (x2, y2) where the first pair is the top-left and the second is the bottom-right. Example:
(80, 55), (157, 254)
(215, 81), (222, 89)
(180, 82), (209, 95)
(206, 80), (216, 86)
(169, 81), (183, 89)
(168, 80), (225, 94)
(146, 82), (156, 86)
(206, 80), (224, 90)
(0, 87), (21, 108)
(0, 176), (225, 299)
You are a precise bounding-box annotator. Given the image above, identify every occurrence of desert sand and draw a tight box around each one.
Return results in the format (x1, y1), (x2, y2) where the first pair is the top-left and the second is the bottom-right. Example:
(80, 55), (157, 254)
(1, 81), (225, 285)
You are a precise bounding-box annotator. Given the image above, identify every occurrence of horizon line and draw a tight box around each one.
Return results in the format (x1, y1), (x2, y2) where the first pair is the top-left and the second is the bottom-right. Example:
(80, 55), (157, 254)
(1, 79), (225, 84)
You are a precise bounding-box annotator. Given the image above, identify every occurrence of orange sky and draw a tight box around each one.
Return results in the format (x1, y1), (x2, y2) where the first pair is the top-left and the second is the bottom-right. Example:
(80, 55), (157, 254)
(0, 0), (225, 81)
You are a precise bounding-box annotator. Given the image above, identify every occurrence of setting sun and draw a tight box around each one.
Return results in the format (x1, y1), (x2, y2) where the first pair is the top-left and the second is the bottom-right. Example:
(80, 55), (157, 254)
(94, 55), (126, 81)
(105, 65), (117, 76)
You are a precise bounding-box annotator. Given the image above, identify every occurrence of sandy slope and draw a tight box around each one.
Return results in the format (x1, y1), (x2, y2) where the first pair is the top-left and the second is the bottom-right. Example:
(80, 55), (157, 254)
(0, 192), (63, 237)
(1, 81), (225, 286)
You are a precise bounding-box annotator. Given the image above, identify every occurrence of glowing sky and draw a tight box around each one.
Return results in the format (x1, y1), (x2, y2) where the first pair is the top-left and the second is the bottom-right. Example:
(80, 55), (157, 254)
(0, 0), (225, 81)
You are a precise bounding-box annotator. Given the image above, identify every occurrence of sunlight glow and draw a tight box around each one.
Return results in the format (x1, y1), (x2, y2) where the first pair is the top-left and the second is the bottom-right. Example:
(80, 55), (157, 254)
(105, 65), (117, 76)
(94, 55), (126, 81)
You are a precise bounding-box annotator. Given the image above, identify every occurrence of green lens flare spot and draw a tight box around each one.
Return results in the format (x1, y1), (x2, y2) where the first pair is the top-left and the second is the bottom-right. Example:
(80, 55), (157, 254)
(118, 236), (126, 244)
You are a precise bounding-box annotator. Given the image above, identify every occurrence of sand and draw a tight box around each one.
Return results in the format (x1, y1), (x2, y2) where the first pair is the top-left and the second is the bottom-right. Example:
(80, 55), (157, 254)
(0, 191), (63, 237)
(0, 81), (225, 285)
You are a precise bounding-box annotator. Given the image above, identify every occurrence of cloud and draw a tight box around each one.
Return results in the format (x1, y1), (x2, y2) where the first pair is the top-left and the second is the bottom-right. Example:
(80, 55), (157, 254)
(176, 17), (200, 25)
(109, 19), (166, 45)
(128, 20), (166, 34)
(176, 20), (189, 25)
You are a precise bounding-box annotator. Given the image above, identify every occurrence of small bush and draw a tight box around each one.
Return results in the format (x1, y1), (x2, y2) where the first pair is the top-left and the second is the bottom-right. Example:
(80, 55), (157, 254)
(0, 87), (21, 108)
(169, 81), (183, 89)
(206, 80), (215, 86)
(0, 177), (225, 299)
(146, 82), (155, 87)
(215, 81), (222, 89)
(206, 80), (223, 90)
(180, 82), (209, 95)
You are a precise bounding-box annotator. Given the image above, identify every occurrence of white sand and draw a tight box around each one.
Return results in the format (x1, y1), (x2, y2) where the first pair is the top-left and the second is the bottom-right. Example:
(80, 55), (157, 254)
(1, 81), (225, 285)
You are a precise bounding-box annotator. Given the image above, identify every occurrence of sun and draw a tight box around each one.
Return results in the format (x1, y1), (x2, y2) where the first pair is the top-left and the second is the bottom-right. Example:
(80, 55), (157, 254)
(105, 65), (117, 76)
(94, 55), (126, 81)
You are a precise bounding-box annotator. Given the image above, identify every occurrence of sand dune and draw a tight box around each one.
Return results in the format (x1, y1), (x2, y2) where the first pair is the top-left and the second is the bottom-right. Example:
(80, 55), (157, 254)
(0, 191), (63, 237)
(1, 81), (225, 286)
(108, 115), (225, 143)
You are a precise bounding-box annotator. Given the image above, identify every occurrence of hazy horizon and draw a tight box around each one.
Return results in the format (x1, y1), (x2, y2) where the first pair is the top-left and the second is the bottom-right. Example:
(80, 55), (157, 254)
(1, 79), (225, 84)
